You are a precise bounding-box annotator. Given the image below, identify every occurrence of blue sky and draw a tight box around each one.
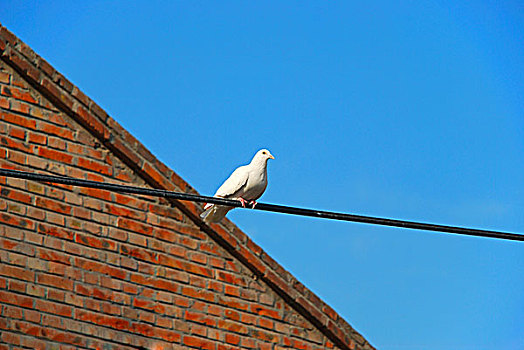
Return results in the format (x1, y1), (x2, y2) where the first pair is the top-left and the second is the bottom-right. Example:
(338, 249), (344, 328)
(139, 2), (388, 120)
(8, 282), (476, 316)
(2, 1), (523, 349)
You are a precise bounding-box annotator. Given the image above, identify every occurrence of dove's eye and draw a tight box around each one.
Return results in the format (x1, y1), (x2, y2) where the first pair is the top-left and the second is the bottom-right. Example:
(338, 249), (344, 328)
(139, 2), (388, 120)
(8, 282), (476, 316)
(262, 151), (267, 155)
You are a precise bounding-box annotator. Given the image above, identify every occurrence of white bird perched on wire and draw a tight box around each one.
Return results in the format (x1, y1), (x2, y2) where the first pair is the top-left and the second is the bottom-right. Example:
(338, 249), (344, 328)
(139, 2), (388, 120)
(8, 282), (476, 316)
(200, 149), (275, 223)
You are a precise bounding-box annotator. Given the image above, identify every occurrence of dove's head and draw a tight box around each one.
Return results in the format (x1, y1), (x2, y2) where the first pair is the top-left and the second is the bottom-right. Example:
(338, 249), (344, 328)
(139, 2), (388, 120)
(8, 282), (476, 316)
(252, 149), (275, 164)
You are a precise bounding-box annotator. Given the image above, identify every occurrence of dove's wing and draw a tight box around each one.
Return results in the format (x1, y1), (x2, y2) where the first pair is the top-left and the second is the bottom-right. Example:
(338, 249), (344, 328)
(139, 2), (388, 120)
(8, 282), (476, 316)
(200, 165), (250, 223)
(214, 165), (250, 199)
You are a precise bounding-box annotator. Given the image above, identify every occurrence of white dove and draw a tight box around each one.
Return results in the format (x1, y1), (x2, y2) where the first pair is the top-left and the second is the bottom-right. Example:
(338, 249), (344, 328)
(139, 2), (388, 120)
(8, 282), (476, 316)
(200, 149), (275, 223)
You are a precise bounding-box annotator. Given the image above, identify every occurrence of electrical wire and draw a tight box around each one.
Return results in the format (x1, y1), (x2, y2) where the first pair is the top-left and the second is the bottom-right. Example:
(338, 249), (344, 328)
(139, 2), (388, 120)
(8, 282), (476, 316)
(0, 168), (522, 242)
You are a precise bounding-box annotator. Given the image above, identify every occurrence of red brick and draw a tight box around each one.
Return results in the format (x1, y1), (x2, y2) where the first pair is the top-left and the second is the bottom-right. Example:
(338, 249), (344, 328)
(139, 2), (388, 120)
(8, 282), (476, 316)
(185, 310), (216, 327)
(35, 146), (72, 164)
(36, 197), (70, 217)
(10, 99), (31, 114)
(105, 203), (144, 220)
(217, 319), (248, 335)
(1, 331), (21, 345)
(183, 335), (216, 350)
(71, 86), (89, 105)
(109, 135), (142, 165)
(131, 322), (155, 337)
(174, 224), (205, 239)
(36, 273), (74, 291)
(0, 290), (33, 308)
(241, 313), (257, 325)
(156, 328), (182, 342)
(225, 333), (240, 345)
(224, 309), (239, 322)
(252, 305), (281, 320)
(1, 85), (37, 104)
(0, 112), (37, 129)
(39, 121), (74, 140)
(200, 242), (221, 255)
(47, 136), (66, 150)
(75, 233), (116, 251)
(20, 335), (45, 350)
(7, 47), (41, 83)
(0, 212), (34, 230)
(142, 162), (173, 190)
(113, 193), (147, 210)
(0, 187), (32, 204)
(41, 77), (74, 110)
(37, 56), (55, 77)
(34, 299), (73, 317)
(217, 296), (249, 311)
(209, 257), (225, 269)
(6, 149), (27, 164)
(8, 126), (26, 140)
(251, 329), (279, 343)
(181, 286), (215, 303)
(73, 103), (109, 141)
(77, 157), (112, 176)
(121, 245), (158, 264)
(190, 252), (207, 265)
(7, 280), (26, 293)
(216, 271), (246, 286)
(2, 304), (23, 318)
(241, 337), (257, 349)
(24, 283), (45, 298)
(0, 26), (18, 45)
(259, 318), (274, 330)
(24, 309), (42, 323)
(37, 223), (74, 240)
(0, 71), (9, 83)
(162, 255), (213, 278)
(76, 309), (131, 330)
(42, 313), (63, 329)
(153, 227), (178, 243)
(54, 72), (73, 93)
(0, 135), (32, 153)
(47, 289), (65, 302)
(117, 217), (152, 235)
(74, 258), (126, 280)
(0, 96), (8, 109)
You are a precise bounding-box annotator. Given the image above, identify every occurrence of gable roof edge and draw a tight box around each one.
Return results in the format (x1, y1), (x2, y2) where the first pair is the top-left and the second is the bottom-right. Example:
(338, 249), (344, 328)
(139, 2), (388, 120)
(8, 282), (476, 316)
(0, 24), (375, 350)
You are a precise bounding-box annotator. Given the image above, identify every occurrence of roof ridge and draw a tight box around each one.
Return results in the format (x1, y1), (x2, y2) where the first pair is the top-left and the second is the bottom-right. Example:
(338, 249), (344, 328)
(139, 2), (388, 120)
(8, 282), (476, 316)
(0, 23), (374, 350)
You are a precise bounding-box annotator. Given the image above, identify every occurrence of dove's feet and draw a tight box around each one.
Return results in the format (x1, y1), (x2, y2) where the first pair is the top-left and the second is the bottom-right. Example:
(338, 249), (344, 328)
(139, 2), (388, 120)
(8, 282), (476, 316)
(249, 200), (258, 209)
(238, 198), (248, 207)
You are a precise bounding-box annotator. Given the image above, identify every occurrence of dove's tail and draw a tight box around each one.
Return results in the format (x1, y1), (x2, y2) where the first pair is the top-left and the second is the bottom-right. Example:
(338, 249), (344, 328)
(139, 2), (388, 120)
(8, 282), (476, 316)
(200, 204), (232, 223)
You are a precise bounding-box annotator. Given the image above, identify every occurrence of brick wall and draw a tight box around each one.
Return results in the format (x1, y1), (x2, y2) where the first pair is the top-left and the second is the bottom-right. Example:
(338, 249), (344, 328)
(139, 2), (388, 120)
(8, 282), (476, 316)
(0, 25), (374, 350)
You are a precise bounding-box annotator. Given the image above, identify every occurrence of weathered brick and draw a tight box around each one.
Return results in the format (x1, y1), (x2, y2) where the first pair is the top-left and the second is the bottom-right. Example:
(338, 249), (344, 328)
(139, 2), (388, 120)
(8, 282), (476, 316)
(1, 85), (37, 104)
(0, 290), (33, 308)
(0, 111), (36, 129)
(0, 186), (32, 204)
(0, 212), (34, 230)
(77, 157), (112, 176)
(36, 146), (73, 163)
(37, 223), (73, 240)
(183, 335), (216, 350)
(0, 96), (9, 109)
(36, 273), (74, 291)
(117, 217), (152, 235)
(8, 125), (26, 140)
(0, 71), (9, 83)
(10, 99), (30, 114)
(0, 134), (33, 153)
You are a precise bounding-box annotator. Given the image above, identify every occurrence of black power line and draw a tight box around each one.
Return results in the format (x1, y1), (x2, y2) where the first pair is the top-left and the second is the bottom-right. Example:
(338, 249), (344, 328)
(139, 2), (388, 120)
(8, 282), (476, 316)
(0, 168), (522, 242)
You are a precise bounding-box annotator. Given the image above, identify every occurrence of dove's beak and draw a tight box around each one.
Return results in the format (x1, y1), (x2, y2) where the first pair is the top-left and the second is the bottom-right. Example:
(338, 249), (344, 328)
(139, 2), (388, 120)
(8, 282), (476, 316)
(269, 154), (275, 160)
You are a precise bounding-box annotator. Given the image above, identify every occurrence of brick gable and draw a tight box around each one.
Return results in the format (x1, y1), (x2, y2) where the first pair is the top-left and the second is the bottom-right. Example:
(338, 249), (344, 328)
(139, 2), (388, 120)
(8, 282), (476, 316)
(0, 24), (374, 350)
